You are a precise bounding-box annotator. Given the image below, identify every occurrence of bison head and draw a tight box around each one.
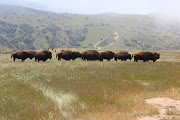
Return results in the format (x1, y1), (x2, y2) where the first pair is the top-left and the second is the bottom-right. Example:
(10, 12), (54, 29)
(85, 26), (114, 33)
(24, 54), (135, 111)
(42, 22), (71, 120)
(157, 53), (160, 59)
(128, 54), (132, 60)
(48, 52), (52, 59)
(99, 53), (103, 61)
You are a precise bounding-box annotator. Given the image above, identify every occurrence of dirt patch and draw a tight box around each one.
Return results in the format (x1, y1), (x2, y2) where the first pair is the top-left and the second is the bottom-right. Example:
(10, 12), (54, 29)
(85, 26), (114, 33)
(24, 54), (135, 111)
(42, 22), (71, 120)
(139, 98), (180, 120)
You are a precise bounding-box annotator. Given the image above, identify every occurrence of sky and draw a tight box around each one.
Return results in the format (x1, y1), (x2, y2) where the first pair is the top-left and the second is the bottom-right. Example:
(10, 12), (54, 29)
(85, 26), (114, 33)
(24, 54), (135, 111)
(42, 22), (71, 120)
(0, 0), (180, 17)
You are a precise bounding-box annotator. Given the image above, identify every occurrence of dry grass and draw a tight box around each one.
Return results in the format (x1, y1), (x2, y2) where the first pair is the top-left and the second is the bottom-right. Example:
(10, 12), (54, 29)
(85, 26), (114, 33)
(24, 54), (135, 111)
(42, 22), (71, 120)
(0, 50), (180, 119)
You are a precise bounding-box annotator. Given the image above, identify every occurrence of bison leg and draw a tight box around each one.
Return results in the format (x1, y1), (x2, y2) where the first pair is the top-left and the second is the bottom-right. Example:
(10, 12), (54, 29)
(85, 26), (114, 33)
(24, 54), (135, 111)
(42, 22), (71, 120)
(38, 59), (40, 62)
(134, 59), (138, 62)
(153, 60), (156, 62)
(13, 58), (16, 62)
(22, 59), (24, 62)
(114, 58), (117, 61)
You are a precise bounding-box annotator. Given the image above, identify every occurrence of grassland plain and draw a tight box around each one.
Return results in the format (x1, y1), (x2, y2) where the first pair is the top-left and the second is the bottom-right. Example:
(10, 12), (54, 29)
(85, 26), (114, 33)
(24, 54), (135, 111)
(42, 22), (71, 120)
(0, 50), (180, 120)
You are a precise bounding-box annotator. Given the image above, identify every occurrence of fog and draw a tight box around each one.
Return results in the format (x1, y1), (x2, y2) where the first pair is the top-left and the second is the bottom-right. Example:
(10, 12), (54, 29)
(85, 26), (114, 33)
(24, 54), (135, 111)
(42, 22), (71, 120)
(1, 0), (180, 21)
(148, 0), (180, 22)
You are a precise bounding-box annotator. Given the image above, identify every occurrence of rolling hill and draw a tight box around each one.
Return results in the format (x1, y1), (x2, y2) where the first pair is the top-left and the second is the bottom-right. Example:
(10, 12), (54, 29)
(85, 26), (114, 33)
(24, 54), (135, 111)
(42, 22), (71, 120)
(0, 5), (180, 52)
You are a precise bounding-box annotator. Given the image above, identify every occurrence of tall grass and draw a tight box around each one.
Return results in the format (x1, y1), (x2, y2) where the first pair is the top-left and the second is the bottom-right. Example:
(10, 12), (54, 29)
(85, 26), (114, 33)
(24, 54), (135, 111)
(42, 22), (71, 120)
(0, 50), (180, 119)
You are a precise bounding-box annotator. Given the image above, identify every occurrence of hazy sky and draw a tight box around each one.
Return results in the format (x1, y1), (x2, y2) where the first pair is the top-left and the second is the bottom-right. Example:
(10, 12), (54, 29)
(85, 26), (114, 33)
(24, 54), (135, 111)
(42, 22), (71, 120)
(0, 0), (180, 16)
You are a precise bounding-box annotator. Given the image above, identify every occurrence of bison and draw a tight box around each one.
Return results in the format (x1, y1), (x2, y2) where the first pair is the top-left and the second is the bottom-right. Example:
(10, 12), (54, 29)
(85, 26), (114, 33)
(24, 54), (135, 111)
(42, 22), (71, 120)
(100, 51), (115, 61)
(114, 51), (132, 61)
(71, 51), (82, 60)
(11, 51), (29, 62)
(81, 50), (101, 61)
(150, 52), (160, 62)
(35, 50), (52, 62)
(26, 51), (36, 59)
(56, 50), (82, 61)
(133, 51), (154, 62)
(56, 50), (72, 61)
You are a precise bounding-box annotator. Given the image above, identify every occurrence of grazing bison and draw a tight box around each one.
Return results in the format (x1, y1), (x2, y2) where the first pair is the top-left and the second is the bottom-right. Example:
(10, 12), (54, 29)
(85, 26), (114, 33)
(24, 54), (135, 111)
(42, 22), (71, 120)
(26, 51), (36, 59)
(150, 52), (160, 62)
(81, 50), (101, 61)
(11, 51), (29, 62)
(133, 51), (154, 62)
(56, 50), (72, 61)
(35, 50), (52, 62)
(100, 51), (115, 61)
(114, 51), (132, 61)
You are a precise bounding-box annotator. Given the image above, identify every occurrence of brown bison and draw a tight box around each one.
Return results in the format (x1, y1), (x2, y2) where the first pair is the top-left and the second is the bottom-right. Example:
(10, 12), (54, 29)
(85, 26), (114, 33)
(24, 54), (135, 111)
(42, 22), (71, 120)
(56, 50), (72, 61)
(71, 51), (82, 60)
(133, 51), (154, 62)
(56, 50), (82, 61)
(26, 51), (36, 59)
(100, 51), (115, 61)
(150, 52), (160, 62)
(81, 50), (102, 61)
(11, 51), (29, 62)
(35, 50), (52, 62)
(114, 51), (132, 61)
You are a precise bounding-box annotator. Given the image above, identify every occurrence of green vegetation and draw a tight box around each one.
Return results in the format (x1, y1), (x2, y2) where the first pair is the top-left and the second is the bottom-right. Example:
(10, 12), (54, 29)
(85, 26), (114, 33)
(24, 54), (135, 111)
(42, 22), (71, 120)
(0, 5), (180, 52)
(0, 50), (180, 119)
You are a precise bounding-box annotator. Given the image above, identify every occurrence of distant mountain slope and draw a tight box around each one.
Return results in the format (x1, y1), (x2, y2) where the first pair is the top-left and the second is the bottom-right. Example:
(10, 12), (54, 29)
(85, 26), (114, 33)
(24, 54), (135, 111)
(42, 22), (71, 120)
(0, 5), (180, 52)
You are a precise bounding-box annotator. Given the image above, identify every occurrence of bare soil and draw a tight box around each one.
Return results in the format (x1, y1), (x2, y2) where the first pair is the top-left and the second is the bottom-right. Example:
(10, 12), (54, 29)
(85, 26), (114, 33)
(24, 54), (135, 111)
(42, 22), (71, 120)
(139, 98), (180, 120)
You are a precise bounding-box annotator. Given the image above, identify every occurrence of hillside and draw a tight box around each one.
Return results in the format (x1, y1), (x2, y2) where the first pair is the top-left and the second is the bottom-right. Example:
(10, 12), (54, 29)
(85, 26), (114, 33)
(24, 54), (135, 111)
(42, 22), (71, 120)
(0, 5), (180, 52)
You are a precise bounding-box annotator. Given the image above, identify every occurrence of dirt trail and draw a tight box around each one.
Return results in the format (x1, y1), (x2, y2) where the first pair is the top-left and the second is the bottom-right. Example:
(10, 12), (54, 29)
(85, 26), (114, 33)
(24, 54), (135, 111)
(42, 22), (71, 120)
(94, 32), (118, 49)
(139, 98), (180, 120)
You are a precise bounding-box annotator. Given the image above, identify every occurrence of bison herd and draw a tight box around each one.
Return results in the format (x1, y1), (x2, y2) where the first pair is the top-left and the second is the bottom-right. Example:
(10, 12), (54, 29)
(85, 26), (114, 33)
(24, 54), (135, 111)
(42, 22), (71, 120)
(11, 49), (160, 62)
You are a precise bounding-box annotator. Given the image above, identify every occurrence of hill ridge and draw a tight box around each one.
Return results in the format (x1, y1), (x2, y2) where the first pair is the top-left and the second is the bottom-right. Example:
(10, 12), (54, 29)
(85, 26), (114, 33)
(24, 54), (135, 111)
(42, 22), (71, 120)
(0, 5), (180, 52)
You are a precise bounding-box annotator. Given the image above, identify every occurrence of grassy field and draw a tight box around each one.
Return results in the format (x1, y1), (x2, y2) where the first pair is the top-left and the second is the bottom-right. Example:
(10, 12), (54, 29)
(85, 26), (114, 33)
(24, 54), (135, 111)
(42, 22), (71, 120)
(0, 50), (180, 119)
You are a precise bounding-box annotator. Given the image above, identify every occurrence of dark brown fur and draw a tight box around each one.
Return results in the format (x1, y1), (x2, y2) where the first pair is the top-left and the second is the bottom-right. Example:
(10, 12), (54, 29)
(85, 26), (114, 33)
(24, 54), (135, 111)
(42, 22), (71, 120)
(56, 50), (82, 61)
(81, 50), (101, 61)
(100, 51), (115, 61)
(71, 51), (82, 60)
(114, 51), (132, 61)
(133, 51), (153, 62)
(11, 51), (29, 62)
(35, 50), (52, 62)
(26, 51), (36, 59)
(150, 52), (160, 62)
(56, 50), (72, 61)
